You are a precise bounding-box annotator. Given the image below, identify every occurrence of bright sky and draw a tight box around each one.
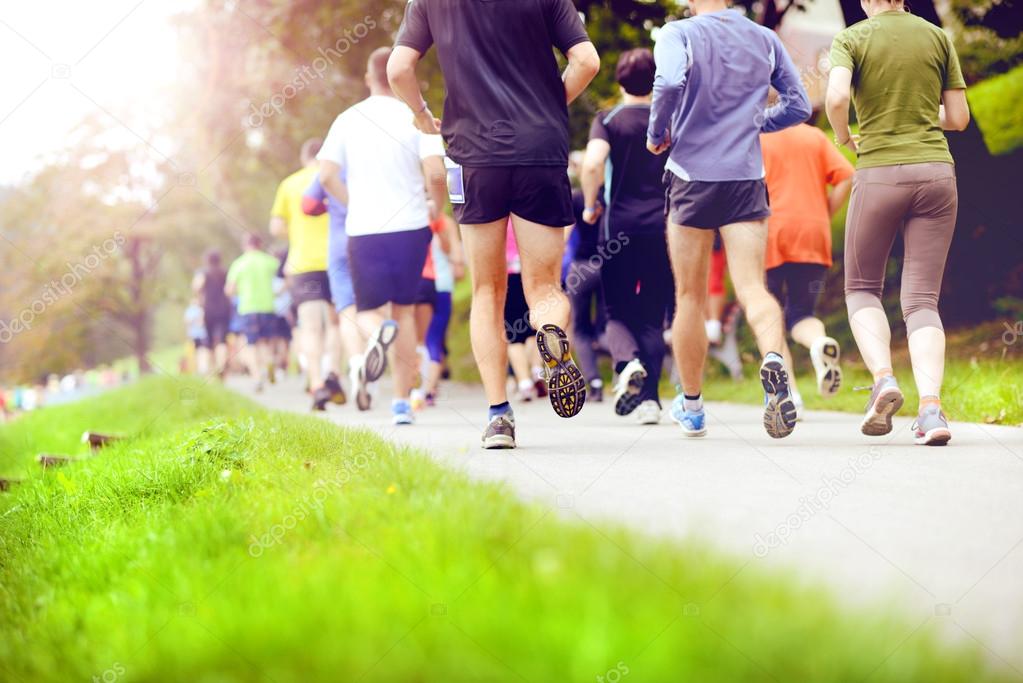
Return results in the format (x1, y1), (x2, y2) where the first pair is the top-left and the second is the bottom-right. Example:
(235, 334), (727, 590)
(0, 1), (189, 186)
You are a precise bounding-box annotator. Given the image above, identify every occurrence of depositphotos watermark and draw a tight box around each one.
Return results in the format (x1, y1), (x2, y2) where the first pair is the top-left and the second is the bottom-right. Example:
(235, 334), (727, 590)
(247, 452), (374, 557)
(247, 16), (378, 127)
(0, 232), (126, 344)
(752, 446), (882, 558)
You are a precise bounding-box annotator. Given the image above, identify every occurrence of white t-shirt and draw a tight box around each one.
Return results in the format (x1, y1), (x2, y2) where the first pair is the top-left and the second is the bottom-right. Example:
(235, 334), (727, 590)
(317, 96), (444, 237)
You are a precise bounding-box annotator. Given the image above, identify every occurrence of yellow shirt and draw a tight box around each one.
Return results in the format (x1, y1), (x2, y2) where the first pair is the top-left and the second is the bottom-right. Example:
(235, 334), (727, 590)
(271, 165), (328, 274)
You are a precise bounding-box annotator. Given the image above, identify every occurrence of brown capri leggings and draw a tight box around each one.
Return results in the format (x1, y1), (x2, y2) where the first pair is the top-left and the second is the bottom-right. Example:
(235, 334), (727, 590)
(844, 162), (958, 335)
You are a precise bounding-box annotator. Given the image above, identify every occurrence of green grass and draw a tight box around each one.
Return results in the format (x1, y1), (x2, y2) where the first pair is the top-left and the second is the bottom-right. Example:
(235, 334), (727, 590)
(0, 378), (1014, 681)
(969, 65), (1023, 155)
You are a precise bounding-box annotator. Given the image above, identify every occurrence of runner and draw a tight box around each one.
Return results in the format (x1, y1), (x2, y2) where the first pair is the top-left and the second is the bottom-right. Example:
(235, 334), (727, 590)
(317, 47), (448, 426)
(389, 0), (601, 448)
(302, 170), (361, 400)
(761, 121), (854, 415)
(270, 138), (344, 411)
(225, 234), (281, 392)
(647, 0), (811, 439)
(566, 154), (606, 403)
(581, 48), (670, 425)
(183, 297), (208, 375)
(827, 0), (969, 445)
(192, 249), (231, 378)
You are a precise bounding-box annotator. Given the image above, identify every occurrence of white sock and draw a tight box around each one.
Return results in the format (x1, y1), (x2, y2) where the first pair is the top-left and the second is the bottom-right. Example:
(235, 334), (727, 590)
(705, 319), (723, 345)
(683, 393), (703, 412)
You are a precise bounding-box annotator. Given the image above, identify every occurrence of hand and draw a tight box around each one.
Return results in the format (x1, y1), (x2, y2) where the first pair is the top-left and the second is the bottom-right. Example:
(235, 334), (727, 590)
(647, 133), (671, 155)
(582, 204), (602, 225)
(836, 131), (859, 152)
(414, 107), (442, 135)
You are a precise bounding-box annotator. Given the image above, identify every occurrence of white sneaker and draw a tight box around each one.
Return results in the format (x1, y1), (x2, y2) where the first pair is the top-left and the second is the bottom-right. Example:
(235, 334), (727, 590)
(705, 319), (723, 345)
(349, 354), (371, 412)
(635, 400), (661, 425)
(613, 358), (647, 416)
(810, 336), (842, 398)
(515, 378), (536, 402)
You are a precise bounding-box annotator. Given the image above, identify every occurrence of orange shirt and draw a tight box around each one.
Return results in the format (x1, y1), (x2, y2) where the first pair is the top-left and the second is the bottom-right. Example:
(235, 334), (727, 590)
(761, 124), (854, 269)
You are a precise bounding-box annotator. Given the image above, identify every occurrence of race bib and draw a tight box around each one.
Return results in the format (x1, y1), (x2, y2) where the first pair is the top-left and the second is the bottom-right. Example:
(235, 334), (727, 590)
(445, 157), (465, 204)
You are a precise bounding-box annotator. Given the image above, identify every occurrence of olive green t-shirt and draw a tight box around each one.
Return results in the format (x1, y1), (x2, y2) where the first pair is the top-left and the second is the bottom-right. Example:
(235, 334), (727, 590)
(830, 11), (966, 168)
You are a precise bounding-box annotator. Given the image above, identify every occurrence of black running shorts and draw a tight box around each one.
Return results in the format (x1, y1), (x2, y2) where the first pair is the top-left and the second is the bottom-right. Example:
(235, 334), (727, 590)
(454, 166), (574, 228)
(664, 172), (771, 229)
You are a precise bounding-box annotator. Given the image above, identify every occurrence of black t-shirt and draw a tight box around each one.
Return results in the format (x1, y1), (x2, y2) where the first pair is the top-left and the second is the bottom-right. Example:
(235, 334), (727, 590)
(395, 0), (590, 168)
(589, 104), (667, 236)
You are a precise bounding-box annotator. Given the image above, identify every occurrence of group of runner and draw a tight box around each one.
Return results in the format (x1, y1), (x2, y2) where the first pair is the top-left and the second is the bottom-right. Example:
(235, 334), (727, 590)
(191, 0), (969, 450)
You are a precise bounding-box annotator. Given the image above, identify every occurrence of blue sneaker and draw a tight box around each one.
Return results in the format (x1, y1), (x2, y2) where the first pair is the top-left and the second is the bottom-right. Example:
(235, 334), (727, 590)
(670, 395), (707, 437)
(392, 399), (415, 426)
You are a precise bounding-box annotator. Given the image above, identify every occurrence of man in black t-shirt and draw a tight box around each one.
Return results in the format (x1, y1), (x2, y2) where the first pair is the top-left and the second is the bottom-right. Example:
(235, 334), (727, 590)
(580, 48), (671, 426)
(388, 0), (600, 449)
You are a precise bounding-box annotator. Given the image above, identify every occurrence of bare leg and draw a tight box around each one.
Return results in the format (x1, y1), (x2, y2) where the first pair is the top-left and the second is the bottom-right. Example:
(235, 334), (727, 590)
(719, 220), (786, 359)
(511, 214), (570, 331)
(390, 303), (418, 400)
(337, 304), (364, 371)
(791, 317), (827, 349)
(508, 343), (532, 386)
(460, 219), (510, 406)
(297, 301), (327, 391)
(324, 307), (341, 377)
(667, 225), (715, 396)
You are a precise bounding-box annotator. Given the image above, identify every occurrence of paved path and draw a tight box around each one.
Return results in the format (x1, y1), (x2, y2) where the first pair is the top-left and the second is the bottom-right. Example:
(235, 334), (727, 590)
(238, 375), (1023, 671)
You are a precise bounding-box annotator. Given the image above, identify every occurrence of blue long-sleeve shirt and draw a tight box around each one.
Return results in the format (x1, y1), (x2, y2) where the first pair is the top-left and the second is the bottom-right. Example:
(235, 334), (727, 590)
(648, 10), (811, 182)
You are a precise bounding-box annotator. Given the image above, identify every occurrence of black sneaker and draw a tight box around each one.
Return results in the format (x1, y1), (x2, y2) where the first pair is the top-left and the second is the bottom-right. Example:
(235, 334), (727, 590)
(482, 414), (516, 449)
(311, 386), (331, 412)
(324, 372), (346, 405)
(535, 324), (587, 418)
(364, 320), (399, 383)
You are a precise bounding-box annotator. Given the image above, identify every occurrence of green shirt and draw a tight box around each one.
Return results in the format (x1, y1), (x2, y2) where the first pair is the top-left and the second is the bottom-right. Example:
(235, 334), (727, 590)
(830, 11), (966, 169)
(226, 250), (279, 315)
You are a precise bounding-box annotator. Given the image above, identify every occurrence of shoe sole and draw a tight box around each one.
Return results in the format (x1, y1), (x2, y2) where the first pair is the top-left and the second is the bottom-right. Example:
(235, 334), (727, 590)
(536, 324), (586, 419)
(614, 368), (647, 416)
(813, 340), (842, 398)
(861, 387), (904, 436)
(761, 360), (797, 439)
(915, 427), (951, 446)
(482, 435), (516, 449)
(364, 321), (399, 384)
(354, 367), (372, 412)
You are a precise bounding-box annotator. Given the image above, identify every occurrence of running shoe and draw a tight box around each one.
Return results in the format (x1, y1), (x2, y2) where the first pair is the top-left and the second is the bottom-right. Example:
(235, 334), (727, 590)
(535, 324), (587, 418)
(636, 400), (661, 425)
(482, 413), (516, 449)
(324, 372), (347, 406)
(515, 378), (536, 403)
(613, 358), (647, 416)
(392, 399), (415, 426)
(912, 405), (951, 446)
(760, 354), (797, 439)
(670, 395), (707, 437)
(311, 385), (331, 412)
(860, 375), (904, 436)
(810, 336), (842, 398)
(364, 320), (399, 384)
(410, 388), (426, 412)
(589, 378), (604, 403)
(349, 354), (372, 412)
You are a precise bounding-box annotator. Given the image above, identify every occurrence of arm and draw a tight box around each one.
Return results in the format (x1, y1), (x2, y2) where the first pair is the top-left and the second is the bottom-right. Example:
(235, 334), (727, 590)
(563, 41), (600, 105)
(580, 138), (610, 224)
(421, 154), (448, 222)
(388, 46), (441, 135)
(318, 160), (349, 205)
(828, 178), (853, 218)
(647, 25), (688, 154)
(269, 181), (288, 237)
(224, 267), (237, 298)
(191, 271), (204, 295)
(762, 34), (811, 132)
(940, 89), (970, 131)
(826, 66), (856, 151)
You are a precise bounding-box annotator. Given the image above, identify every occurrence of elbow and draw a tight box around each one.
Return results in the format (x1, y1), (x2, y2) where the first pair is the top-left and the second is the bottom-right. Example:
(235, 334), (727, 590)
(573, 44), (601, 81)
(951, 109), (970, 132)
(796, 93), (813, 123)
(386, 59), (410, 93)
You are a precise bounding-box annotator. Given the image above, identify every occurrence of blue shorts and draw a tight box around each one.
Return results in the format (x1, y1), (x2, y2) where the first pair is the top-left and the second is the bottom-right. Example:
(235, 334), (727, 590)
(348, 228), (432, 312)
(241, 313), (277, 344)
(328, 231), (356, 312)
